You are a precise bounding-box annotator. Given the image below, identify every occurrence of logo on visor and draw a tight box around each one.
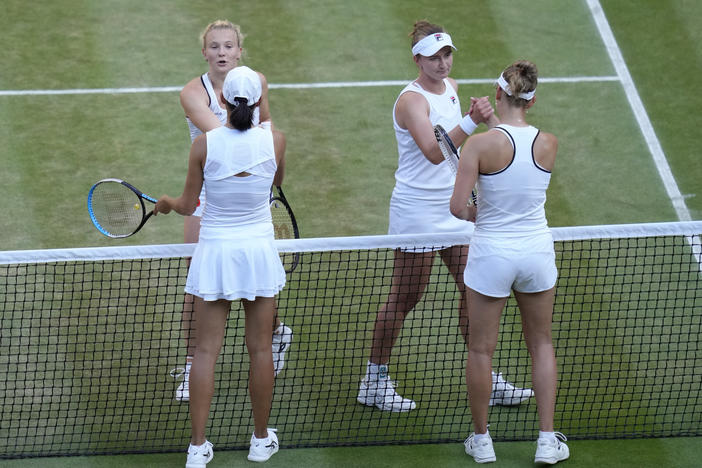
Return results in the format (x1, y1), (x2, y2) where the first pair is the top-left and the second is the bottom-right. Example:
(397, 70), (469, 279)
(434, 33), (444, 42)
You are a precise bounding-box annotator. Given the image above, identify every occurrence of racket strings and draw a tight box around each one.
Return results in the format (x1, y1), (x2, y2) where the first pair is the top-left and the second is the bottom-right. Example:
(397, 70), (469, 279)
(270, 198), (299, 273)
(91, 183), (144, 235)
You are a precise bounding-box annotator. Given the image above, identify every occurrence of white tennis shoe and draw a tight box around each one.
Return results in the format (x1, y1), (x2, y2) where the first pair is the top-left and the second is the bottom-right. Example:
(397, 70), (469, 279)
(185, 440), (213, 468)
(464, 433), (496, 464)
(171, 367), (189, 402)
(489, 372), (534, 406)
(534, 432), (570, 464)
(272, 324), (293, 377)
(248, 429), (279, 462)
(357, 377), (416, 412)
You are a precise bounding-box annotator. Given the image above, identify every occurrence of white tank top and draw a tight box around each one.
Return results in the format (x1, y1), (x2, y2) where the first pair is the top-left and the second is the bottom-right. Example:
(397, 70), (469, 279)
(392, 79), (462, 193)
(186, 73), (260, 143)
(474, 124), (551, 236)
(199, 126), (276, 237)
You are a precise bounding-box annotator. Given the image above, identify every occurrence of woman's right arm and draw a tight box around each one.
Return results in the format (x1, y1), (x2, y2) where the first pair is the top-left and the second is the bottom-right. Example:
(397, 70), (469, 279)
(180, 79), (224, 132)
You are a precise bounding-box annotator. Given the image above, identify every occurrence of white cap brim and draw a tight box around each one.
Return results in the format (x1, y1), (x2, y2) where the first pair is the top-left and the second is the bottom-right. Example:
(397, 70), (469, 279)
(412, 32), (456, 57)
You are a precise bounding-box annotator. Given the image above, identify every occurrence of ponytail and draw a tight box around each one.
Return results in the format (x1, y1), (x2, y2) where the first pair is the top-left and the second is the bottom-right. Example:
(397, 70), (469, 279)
(226, 97), (255, 131)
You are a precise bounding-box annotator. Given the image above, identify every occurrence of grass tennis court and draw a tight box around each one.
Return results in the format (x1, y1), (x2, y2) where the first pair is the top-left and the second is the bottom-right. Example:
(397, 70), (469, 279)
(1, 0), (701, 466)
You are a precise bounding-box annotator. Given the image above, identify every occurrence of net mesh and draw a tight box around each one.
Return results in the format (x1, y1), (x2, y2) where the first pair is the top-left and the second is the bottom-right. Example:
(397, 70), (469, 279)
(1, 222), (700, 458)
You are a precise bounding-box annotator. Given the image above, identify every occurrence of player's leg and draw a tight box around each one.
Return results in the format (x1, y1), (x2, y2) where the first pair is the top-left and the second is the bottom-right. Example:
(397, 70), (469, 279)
(359, 249), (435, 412)
(464, 289), (505, 463)
(515, 288), (569, 464)
(440, 245), (533, 407)
(175, 215), (202, 402)
(244, 296), (280, 462)
(186, 298), (229, 467)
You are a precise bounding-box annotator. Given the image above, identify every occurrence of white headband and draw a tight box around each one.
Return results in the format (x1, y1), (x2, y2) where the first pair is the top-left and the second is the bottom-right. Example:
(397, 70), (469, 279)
(496, 73), (535, 100)
(411, 32), (456, 56)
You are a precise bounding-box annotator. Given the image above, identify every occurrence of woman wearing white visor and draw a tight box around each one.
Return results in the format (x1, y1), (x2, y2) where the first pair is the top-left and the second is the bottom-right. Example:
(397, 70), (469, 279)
(358, 20), (533, 414)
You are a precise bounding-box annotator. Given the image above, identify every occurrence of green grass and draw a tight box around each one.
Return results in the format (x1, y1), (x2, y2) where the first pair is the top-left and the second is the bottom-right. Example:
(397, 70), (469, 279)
(1, 0), (701, 466)
(3, 438), (702, 468)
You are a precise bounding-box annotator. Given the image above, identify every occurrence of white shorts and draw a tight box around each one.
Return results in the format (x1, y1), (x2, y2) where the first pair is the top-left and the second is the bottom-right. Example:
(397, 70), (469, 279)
(464, 232), (557, 297)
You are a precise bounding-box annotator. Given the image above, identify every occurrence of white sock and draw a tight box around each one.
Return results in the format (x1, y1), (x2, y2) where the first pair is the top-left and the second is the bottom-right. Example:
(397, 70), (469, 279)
(184, 358), (193, 376)
(474, 430), (490, 442)
(273, 323), (285, 335)
(189, 440), (208, 452)
(539, 431), (556, 442)
(366, 361), (388, 381)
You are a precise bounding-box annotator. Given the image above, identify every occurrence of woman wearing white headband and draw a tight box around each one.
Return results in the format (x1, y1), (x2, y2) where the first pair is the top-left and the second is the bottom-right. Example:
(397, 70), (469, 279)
(155, 66), (286, 466)
(358, 20), (533, 414)
(173, 19), (292, 406)
(451, 60), (569, 464)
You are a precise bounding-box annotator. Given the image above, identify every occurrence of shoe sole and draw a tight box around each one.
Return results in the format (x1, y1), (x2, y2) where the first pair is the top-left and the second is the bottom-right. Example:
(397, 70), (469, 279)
(535, 454), (569, 464)
(357, 396), (416, 412)
(535, 457), (566, 465)
(466, 450), (496, 464)
(247, 447), (279, 462)
(488, 392), (534, 406)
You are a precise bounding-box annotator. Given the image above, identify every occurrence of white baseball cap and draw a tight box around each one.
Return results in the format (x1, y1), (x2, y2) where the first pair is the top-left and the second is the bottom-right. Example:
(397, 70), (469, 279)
(222, 66), (261, 106)
(411, 32), (456, 57)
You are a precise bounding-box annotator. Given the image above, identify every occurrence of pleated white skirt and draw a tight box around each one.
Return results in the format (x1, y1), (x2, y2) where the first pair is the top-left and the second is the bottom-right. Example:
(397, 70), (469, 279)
(185, 224), (286, 302)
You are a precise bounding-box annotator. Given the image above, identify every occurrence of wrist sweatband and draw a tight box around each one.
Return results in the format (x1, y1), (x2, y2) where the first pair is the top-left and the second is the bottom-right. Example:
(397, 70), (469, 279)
(459, 114), (478, 136)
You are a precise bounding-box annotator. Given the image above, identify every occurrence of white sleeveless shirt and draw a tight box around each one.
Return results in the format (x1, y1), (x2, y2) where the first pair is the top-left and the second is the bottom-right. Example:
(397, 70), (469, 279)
(186, 73), (262, 215)
(199, 126), (276, 239)
(392, 79), (462, 193)
(474, 124), (551, 236)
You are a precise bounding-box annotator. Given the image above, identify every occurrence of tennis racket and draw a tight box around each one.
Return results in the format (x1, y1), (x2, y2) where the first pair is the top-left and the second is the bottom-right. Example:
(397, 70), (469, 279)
(434, 124), (478, 205)
(270, 185), (300, 273)
(88, 178), (158, 238)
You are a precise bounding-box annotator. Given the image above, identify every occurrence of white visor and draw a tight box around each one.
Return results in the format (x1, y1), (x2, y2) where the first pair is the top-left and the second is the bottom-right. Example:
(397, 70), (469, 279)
(411, 32), (456, 57)
(496, 73), (535, 100)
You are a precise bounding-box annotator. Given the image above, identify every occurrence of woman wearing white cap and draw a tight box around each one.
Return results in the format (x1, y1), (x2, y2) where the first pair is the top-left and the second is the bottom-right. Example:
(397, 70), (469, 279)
(451, 60), (569, 464)
(358, 20), (533, 413)
(155, 65), (284, 466)
(174, 19), (292, 404)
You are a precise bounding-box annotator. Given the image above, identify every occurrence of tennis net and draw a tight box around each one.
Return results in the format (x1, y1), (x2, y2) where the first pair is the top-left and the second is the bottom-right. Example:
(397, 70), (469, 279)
(1, 221), (701, 458)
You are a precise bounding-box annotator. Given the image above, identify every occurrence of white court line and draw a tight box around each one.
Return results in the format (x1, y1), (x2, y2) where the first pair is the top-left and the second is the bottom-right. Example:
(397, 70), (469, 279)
(0, 75), (619, 96)
(588, 0), (691, 222)
(587, 0), (701, 271)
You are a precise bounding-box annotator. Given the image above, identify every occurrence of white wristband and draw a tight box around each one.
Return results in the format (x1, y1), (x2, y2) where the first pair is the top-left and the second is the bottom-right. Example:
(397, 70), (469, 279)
(459, 114), (478, 136)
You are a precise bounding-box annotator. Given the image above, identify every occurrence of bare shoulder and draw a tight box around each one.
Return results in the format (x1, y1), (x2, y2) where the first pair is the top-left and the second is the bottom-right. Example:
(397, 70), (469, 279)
(468, 130), (506, 152)
(535, 130), (558, 151)
(447, 77), (458, 92)
(394, 90), (429, 128)
(396, 90), (429, 115)
(180, 76), (207, 107)
(255, 70), (268, 88)
(534, 130), (558, 170)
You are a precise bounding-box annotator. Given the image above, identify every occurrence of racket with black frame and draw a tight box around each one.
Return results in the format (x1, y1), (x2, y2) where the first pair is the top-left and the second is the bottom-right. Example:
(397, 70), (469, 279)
(88, 178), (158, 238)
(434, 124), (478, 205)
(270, 185), (300, 273)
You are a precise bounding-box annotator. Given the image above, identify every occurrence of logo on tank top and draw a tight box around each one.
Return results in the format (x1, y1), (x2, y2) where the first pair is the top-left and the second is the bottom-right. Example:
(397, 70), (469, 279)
(450, 95), (457, 105)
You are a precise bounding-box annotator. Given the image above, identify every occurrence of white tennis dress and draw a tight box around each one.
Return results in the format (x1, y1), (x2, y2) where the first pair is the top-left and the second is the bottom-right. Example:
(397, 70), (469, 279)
(389, 79), (472, 238)
(186, 73), (261, 217)
(184, 125), (285, 301)
(464, 124), (557, 297)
